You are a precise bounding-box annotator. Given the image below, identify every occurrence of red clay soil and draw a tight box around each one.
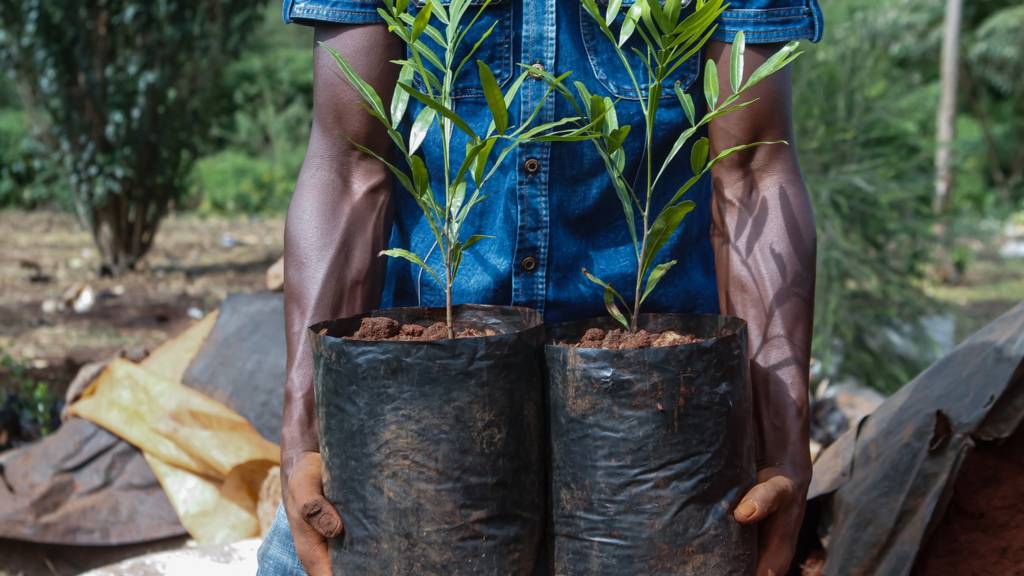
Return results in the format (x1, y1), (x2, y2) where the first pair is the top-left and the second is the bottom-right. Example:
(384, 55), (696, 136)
(345, 316), (488, 341)
(574, 327), (700, 350)
(915, 429), (1024, 575)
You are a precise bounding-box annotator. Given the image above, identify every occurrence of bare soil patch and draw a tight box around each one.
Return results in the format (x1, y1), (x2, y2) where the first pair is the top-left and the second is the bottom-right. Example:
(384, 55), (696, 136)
(0, 210), (283, 397)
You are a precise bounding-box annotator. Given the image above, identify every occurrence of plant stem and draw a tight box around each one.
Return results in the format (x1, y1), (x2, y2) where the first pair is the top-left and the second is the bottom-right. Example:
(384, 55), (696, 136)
(445, 268), (455, 339)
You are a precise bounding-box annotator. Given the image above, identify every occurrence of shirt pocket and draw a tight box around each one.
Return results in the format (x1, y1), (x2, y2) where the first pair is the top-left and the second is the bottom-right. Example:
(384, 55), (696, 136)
(579, 0), (700, 100)
(409, 0), (514, 99)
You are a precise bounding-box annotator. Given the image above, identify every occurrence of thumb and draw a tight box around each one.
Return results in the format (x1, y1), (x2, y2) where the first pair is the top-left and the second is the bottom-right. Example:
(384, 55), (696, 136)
(300, 496), (344, 539)
(733, 474), (795, 524)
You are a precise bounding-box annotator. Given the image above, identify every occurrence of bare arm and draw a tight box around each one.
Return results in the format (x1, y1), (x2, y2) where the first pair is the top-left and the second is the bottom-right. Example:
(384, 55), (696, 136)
(707, 40), (816, 576)
(282, 24), (400, 576)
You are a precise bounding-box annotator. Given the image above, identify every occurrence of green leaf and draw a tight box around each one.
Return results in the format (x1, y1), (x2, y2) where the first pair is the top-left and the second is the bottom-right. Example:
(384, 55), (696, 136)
(410, 2), (432, 41)
(410, 154), (430, 197)
(619, 4), (642, 47)
(641, 260), (678, 304)
(675, 82), (696, 125)
(730, 30), (746, 93)
(744, 41), (801, 90)
(665, 0), (682, 22)
(704, 58), (719, 111)
(449, 180), (467, 222)
(582, 268), (631, 331)
(642, 201), (695, 277)
(391, 65), (415, 125)
(381, 248), (442, 286)
(707, 140), (788, 171)
(462, 234), (492, 250)
(399, 82), (477, 138)
(473, 136), (499, 184)
(323, 45), (388, 124)
(606, 0), (622, 26)
(690, 136), (709, 174)
(607, 125), (631, 154)
(477, 60), (507, 134)
(409, 107), (435, 155)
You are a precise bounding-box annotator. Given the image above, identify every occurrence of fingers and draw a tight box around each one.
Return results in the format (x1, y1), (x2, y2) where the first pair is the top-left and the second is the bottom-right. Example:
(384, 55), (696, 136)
(284, 451), (343, 576)
(733, 474), (796, 524)
(301, 496), (344, 538)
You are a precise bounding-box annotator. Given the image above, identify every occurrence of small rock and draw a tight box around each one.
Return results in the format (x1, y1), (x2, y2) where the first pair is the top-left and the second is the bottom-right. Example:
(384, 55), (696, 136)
(653, 330), (696, 348)
(187, 307), (205, 320)
(354, 317), (401, 340)
(71, 285), (95, 313)
(41, 299), (61, 314)
(422, 322), (449, 340)
(400, 324), (425, 338)
(220, 232), (238, 248)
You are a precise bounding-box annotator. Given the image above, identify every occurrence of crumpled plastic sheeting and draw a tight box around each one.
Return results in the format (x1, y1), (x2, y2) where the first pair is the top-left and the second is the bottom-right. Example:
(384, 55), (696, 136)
(70, 313), (280, 545)
(807, 301), (1024, 576)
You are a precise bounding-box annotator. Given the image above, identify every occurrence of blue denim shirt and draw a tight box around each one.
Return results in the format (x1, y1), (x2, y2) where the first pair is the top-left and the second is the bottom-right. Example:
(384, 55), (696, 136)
(284, 0), (822, 323)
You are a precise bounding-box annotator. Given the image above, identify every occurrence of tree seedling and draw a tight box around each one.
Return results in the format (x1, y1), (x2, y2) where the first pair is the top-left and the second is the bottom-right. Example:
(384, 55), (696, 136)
(577, 0), (802, 332)
(328, 0), (596, 338)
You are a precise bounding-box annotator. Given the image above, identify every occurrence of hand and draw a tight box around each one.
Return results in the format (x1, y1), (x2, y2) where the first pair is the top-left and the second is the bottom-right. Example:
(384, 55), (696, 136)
(284, 450), (344, 576)
(733, 465), (810, 576)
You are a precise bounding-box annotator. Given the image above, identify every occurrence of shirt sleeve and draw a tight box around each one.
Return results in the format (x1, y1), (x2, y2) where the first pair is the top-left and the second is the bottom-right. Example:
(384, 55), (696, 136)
(282, 0), (386, 25)
(712, 0), (824, 44)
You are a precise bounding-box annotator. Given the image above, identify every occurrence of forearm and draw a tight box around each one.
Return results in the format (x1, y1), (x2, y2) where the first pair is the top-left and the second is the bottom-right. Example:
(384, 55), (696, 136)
(282, 150), (393, 465)
(708, 41), (816, 477)
(281, 25), (399, 473)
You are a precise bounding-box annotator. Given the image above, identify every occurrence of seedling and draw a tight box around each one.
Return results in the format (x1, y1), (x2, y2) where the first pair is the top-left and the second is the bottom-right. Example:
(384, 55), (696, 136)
(329, 0), (595, 337)
(577, 0), (802, 332)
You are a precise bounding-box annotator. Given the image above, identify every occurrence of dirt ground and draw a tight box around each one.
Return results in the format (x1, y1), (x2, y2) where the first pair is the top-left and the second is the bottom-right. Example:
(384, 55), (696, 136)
(0, 210), (283, 397)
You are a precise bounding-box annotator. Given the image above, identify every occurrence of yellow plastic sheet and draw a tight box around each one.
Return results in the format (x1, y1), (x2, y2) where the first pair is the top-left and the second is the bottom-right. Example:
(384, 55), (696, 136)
(69, 314), (281, 544)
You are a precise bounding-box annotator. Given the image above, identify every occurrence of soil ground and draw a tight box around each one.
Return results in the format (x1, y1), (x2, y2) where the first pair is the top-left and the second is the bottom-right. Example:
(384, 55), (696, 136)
(0, 210), (283, 400)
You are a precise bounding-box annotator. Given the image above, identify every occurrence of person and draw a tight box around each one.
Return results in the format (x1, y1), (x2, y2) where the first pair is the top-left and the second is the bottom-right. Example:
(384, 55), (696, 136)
(258, 1), (823, 574)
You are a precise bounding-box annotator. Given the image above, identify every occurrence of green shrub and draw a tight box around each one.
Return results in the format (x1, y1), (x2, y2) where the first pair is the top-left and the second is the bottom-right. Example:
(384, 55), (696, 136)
(0, 108), (66, 209)
(189, 149), (298, 215)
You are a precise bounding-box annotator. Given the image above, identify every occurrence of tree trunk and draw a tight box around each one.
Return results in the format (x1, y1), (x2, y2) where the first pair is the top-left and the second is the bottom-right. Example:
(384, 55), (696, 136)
(934, 0), (963, 215)
(84, 188), (161, 277)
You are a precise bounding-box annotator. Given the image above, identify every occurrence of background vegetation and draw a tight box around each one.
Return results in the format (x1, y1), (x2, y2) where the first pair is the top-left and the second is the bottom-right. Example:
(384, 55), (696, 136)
(1, 0), (1022, 392)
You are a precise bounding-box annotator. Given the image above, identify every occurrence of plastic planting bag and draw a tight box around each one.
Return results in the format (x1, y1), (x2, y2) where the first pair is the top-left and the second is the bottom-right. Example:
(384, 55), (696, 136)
(311, 305), (545, 575)
(545, 314), (755, 575)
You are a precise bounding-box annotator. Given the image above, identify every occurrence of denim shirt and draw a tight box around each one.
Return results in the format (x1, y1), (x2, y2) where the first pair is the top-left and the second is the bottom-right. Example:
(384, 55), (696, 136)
(284, 0), (823, 323)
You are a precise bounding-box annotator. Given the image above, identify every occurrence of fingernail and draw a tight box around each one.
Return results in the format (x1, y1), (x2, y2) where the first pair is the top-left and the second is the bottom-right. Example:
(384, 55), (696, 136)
(735, 500), (757, 520)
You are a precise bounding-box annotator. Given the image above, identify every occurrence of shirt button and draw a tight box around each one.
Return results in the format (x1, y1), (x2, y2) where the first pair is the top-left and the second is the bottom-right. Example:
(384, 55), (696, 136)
(523, 158), (541, 174)
(528, 62), (545, 79)
(521, 256), (538, 273)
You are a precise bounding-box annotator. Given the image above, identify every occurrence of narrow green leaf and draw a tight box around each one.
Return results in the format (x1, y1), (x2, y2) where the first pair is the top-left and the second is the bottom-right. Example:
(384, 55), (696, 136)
(410, 154), (430, 196)
(730, 30), (745, 93)
(642, 201), (695, 277)
(690, 136), (709, 174)
(641, 260), (678, 304)
(399, 82), (478, 138)
(473, 136), (499, 184)
(391, 65), (415, 125)
(462, 234), (492, 250)
(619, 4), (641, 47)
(351, 141), (415, 196)
(477, 60), (507, 134)
(704, 58), (719, 111)
(607, 125), (631, 154)
(582, 268), (631, 331)
(665, 0), (682, 22)
(323, 45), (388, 123)
(675, 82), (696, 125)
(449, 180), (467, 221)
(410, 2), (432, 41)
(409, 107), (435, 155)
(380, 248), (441, 286)
(744, 41), (801, 90)
(606, 0), (622, 26)
(603, 288), (630, 331)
